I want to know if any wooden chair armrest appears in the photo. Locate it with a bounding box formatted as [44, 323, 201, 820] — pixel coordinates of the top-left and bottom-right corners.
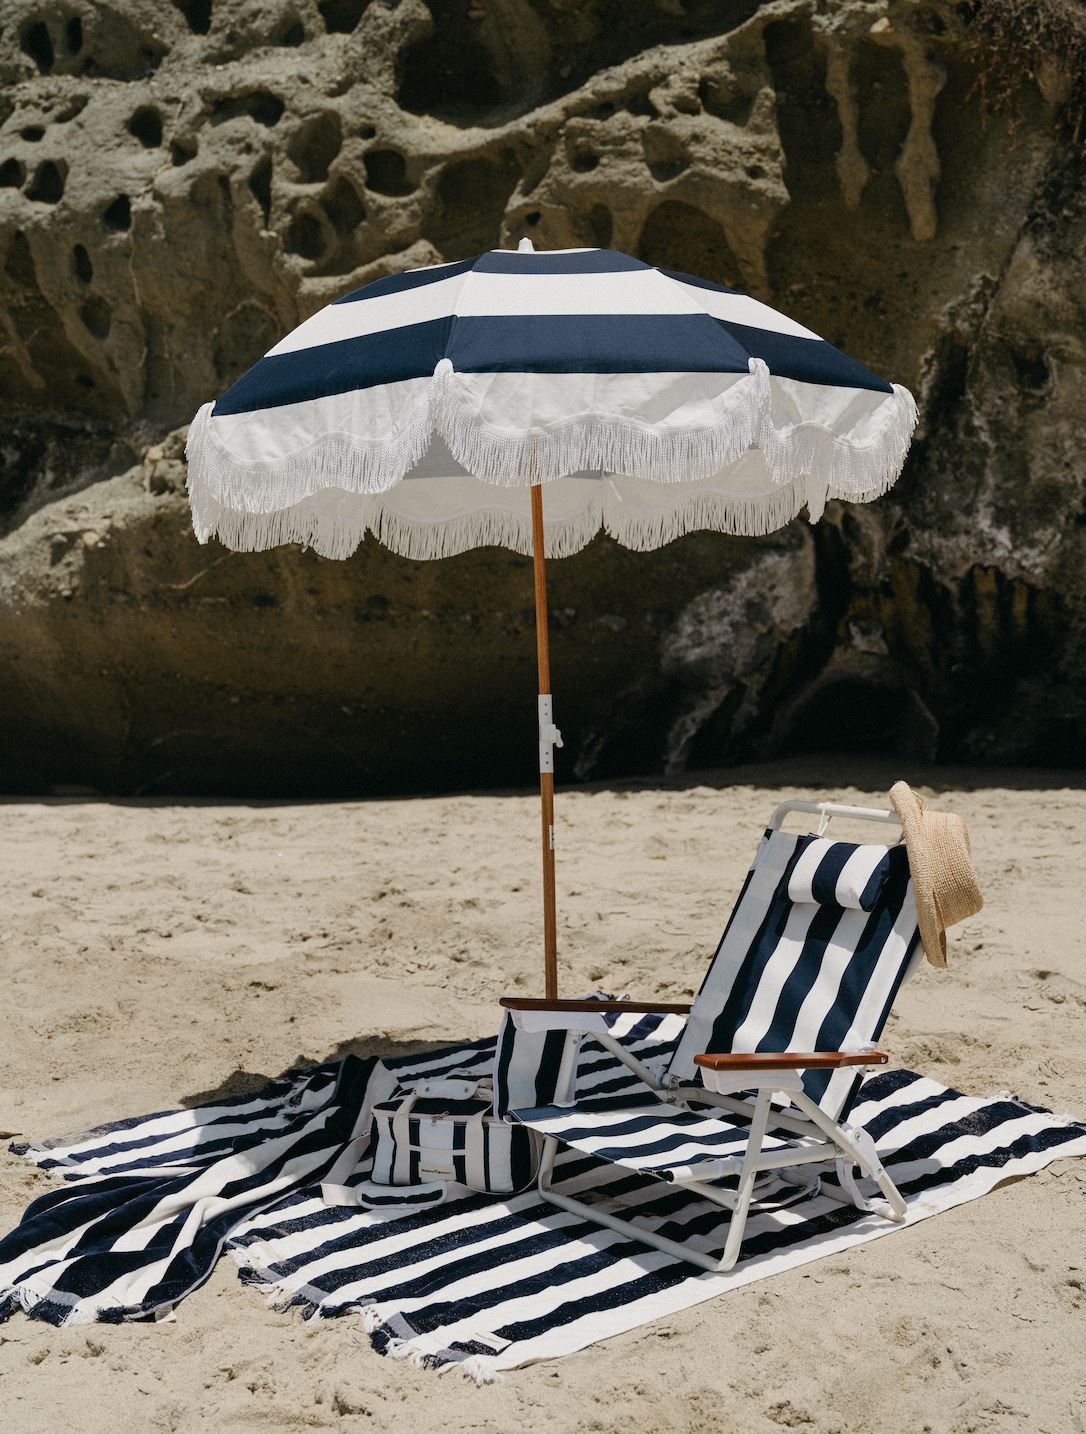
[693, 1050, 888, 1072]
[500, 997, 692, 1015]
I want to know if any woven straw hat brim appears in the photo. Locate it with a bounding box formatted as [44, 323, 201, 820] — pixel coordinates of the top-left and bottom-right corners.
[889, 781, 983, 968]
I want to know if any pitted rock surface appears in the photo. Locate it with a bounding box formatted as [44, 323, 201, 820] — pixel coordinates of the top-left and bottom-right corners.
[0, 0, 1082, 792]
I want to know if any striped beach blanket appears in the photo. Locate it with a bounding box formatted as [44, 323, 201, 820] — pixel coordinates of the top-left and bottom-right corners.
[3, 1014, 1085, 1380]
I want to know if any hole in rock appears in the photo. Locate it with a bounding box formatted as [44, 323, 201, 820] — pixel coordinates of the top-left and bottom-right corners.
[26, 160, 65, 203]
[273, 18, 305, 46]
[128, 106, 163, 147]
[363, 147, 412, 195]
[213, 301, 280, 385]
[21, 125, 45, 142]
[56, 95, 88, 122]
[396, 0, 504, 123]
[525, 209, 540, 225]
[319, 0, 368, 33]
[171, 0, 212, 36]
[913, 5, 946, 35]
[625, 91, 657, 118]
[358, 122, 376, 138]
[248, 155, 272, 225]
[212, 91, 284, 127]
[698, 77, 754, 127]
[284, 210, 326, 259]
[170, 137, 197, 165]
[65, 16, 82, 53]
[585, 204, 612, 248]
[79, 295, 112, 340]
[538, 0, 757, 109]
[5, 231, 36, 285]
[323, 174, 366, 233]
[0, 159, 26, 188]
[763, 15, 841, 200]
[288, 111, 341, 182]
[643, 130, 689, 183]
[638, 201, 741, 287]
[1010, 343, 1049, 393]
[103, 194, 131, 230]
[569, 147, 598, 173]
[71, 242, 93, 282]
[21, 22, 54, 74]
[852, 39, 910, 171]
[424, 152, 521, 258]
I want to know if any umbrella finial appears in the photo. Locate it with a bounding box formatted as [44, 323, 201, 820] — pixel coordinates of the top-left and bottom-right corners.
[518, 237, 535, 253]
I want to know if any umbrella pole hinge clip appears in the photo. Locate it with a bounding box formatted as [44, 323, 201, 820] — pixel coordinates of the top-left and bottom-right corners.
[538, 694, 563, 774]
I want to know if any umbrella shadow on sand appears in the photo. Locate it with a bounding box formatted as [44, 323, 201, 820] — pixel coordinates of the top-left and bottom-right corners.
[176, 1034, 460, 1109]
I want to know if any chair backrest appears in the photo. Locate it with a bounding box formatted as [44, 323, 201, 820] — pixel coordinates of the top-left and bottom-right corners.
[666, 820, 923, 1122]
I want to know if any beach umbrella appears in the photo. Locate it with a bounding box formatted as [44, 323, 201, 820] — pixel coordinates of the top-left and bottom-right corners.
[186, 241, 917, 999]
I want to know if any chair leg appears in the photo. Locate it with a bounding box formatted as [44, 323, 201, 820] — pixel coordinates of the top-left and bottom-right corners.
[536, 1135, 727, 1274]
[535, 1091, 778, 1275]
[717, 1089, 772, 1270]
[835, 1124, 908, 1221]
[790, 1093, 908, 1222]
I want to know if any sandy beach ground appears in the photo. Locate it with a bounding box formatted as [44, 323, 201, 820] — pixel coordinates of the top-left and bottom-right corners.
[2, 759, 1085, 1433]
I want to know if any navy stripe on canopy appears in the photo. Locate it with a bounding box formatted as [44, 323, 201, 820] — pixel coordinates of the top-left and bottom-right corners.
[448, 313, 751, 375]
[212, 314, 755, 415]
[657, 267, 741, 295]
[718, 320, 892, 394]
[332, 259, 476, 305]
[472, 250, 649, 275]
[212, 317, 454, 415]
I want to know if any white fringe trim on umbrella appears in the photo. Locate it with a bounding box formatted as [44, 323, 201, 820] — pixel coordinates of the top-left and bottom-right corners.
[762, 383, 918, 501]
[188, 474, 824, 561]
[185, 358, 917, 559]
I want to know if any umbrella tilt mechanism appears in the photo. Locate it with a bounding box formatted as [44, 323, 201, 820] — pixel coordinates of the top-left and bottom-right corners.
[537, 695, 563, 776]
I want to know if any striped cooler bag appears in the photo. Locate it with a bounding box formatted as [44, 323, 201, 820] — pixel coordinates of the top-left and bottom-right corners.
[370, 1076, 540, 1194]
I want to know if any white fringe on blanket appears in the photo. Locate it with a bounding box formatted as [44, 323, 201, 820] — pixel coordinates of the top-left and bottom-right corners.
[8, 1024, 1079, 1377]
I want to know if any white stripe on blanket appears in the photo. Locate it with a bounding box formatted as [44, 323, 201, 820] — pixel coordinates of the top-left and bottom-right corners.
[2, 1018, 1084, 1380]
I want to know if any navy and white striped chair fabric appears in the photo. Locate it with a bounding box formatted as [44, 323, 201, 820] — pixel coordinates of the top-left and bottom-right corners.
[504, 805, 925, 1270]
[665, 829, 918, 1117]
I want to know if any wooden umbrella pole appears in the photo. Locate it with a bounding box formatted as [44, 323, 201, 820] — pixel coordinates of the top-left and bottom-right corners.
[530, 480, 560, 999]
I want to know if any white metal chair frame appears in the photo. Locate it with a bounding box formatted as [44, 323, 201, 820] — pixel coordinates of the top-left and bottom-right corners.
[504, 801, 911, 1273]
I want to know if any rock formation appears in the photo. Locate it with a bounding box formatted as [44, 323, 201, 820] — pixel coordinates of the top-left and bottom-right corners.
[0, 0, 1082, 793]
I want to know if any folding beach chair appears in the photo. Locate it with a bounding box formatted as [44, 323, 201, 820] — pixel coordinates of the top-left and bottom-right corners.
[501, 799, 927, 1272]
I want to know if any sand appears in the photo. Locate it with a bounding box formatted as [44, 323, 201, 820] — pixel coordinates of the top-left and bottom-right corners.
[2, 758, 1085, 1433]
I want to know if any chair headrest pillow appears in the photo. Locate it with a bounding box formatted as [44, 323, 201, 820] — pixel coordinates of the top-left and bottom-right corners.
[787, 836, 896, 911]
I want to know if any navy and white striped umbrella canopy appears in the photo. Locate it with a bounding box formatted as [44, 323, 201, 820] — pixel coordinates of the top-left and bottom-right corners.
[186, 242, 917, 560]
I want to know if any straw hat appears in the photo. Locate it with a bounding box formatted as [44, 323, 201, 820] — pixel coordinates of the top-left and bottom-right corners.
[889, 781, 983, 968]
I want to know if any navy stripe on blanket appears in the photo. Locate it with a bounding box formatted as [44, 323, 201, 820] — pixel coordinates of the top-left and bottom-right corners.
[4, 1022, 1084, 1379]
